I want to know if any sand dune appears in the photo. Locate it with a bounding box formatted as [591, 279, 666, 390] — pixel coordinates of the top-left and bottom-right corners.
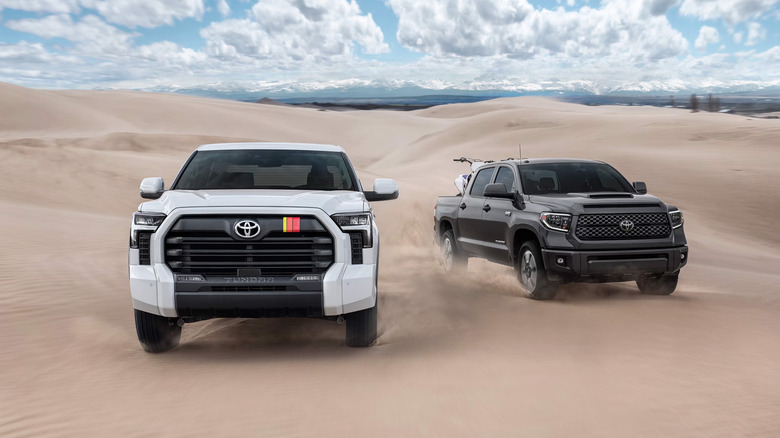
[1, 83, 779, 436]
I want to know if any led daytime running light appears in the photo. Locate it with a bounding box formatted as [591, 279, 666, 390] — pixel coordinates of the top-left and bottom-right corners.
[540, 212, 572, 232]
[331, 213, 373, 248]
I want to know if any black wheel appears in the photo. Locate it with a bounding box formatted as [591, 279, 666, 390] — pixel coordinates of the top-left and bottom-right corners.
[345, 302, 377, 348]
[636, 273, 678, 295]
[441, 229, 467, 272]
[134, 309, 181, 353]
[517, 241, 558, 300]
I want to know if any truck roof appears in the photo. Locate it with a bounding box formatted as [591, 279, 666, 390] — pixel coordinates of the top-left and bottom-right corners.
[197, 142, 346, 153]
[498, 158, 606, 165]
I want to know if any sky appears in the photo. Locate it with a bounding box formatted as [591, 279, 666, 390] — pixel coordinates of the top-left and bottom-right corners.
[0, 0, 778, 94]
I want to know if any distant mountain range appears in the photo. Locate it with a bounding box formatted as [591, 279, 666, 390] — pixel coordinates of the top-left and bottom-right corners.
[144, 78, 780, 102]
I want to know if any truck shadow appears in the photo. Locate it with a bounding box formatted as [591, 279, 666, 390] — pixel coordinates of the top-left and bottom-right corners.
[556, 282, 695, 303]
[164, 275, 694, 360]
[170, 317, 351, 361]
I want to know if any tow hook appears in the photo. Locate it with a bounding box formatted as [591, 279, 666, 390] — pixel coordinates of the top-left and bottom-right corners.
[336, 316, 345, 325]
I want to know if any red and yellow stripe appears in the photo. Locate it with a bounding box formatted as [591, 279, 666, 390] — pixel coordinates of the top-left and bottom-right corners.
[283, 217, 300, 233]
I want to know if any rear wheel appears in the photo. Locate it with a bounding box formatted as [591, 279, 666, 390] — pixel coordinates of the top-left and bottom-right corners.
[441, 229, 468, 272]
[345, 303, 377, 348]
[517, 241, 558, 300]
[636, 273, 678, 295]
[134, 309, 181, 353]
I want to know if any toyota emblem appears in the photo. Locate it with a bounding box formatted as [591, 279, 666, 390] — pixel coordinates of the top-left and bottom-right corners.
[234, 220, 261, 239]
[619, 219, 635, 232]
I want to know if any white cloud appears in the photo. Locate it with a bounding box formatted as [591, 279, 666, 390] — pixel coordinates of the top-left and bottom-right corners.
[217, 0, 230, 16]
[1, 0, 778, 94]
[695, 25, 720, 52]
[679, 0, 779, 26]
[0, 41, 78, 64]
[201, 0, 388, 61]
[622, 0, 681, 16]
[79, 0, 205, 28]
[135, 41, 208, 65]
[745, 22, 766, 45]
[387, 0, 688, 61]
[760, 46, 780, 62]
[5, 14, 135, 56]
[0, 0, 80, 14]
[0, 0, 206, 28]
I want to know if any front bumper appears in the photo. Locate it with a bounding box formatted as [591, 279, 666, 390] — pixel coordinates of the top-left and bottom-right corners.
[541, 245, 688, 281]
[129, 206, 377, 318]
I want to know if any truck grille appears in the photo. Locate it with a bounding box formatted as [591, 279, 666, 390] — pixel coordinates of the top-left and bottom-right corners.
[164, 216, 334, 277]
[575, 213, 671, 240]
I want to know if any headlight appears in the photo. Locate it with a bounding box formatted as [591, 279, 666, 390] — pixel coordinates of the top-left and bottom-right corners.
[133, 212, 166, 226]
[540, 212, 572, 232]
[331, 213, 372, 248]
[669, 210, 684, 229]
[130, 212, 166, 248]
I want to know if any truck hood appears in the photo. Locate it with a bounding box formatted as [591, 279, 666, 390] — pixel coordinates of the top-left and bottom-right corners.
[528, 192, 671, 213]
[139, 190, 368, 215]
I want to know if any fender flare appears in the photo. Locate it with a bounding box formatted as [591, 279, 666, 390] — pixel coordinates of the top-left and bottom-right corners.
[507, 224, 546, 264]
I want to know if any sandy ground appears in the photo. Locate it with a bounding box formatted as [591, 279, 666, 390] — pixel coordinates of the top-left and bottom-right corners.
[1, 82, 779, 437]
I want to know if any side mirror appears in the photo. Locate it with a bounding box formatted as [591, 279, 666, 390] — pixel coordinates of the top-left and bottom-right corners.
[364, 178, 399, 202]
[633, 181, 647, 195]
[483, 183, 514, 199]
[140, 177, 165, 199]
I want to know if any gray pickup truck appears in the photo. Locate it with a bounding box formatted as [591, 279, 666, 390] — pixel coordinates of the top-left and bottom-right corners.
[434, 158, 688, 299]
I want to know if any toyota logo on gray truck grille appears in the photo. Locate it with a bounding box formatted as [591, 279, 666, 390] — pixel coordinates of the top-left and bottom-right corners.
[619, 219, 635, 232]
[234, 220, 261, 238]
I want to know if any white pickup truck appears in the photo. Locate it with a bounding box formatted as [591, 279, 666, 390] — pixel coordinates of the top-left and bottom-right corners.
[128, 143, 398, 352]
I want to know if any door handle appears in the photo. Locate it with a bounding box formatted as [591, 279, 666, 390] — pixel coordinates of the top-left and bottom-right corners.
[460, 203, 467, 210]
[483, 204, 491, 212]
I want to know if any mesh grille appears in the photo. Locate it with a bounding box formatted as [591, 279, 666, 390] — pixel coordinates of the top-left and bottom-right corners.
[575, 213, 671, 240]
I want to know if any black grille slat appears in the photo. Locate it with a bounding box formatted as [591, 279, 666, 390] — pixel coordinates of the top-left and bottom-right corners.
[208, 286, 289, 292]
[138, 232, 152, 265]
[177, 248, 332, 253]
[349, 232, 363, 264]
[167, 237, 331, 243]
[183, 261, 329, 267]
[165, 218, 334, 276]
[575, 213, 671, 240]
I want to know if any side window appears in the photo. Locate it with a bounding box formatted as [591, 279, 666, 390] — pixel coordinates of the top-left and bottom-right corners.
[470, 167, 495, 197]
[494, 166, 516, 191]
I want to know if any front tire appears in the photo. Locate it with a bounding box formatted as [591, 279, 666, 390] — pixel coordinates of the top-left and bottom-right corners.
[134, 309, 181, 353]
[345, 303, 377, 347]
[441, 229, 468, 272]
[517, 241, 558, 300]
[636, 273, 678, 295]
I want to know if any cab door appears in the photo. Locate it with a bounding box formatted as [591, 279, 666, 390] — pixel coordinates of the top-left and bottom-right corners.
[456, 166, 495, 256]
[481, 165, 518, 264]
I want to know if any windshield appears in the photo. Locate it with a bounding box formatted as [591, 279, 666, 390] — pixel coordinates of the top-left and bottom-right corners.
[173, 149, 357, 191]
[518, 162, 634, 195]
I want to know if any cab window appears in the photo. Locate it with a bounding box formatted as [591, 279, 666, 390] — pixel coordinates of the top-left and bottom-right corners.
[494, 166, 516, 191]
[470, 167, 495, 197]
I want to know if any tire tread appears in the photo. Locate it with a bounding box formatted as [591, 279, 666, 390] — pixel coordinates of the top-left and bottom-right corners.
[134, 309, 181, 353]
[345, 304, 377, 348]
